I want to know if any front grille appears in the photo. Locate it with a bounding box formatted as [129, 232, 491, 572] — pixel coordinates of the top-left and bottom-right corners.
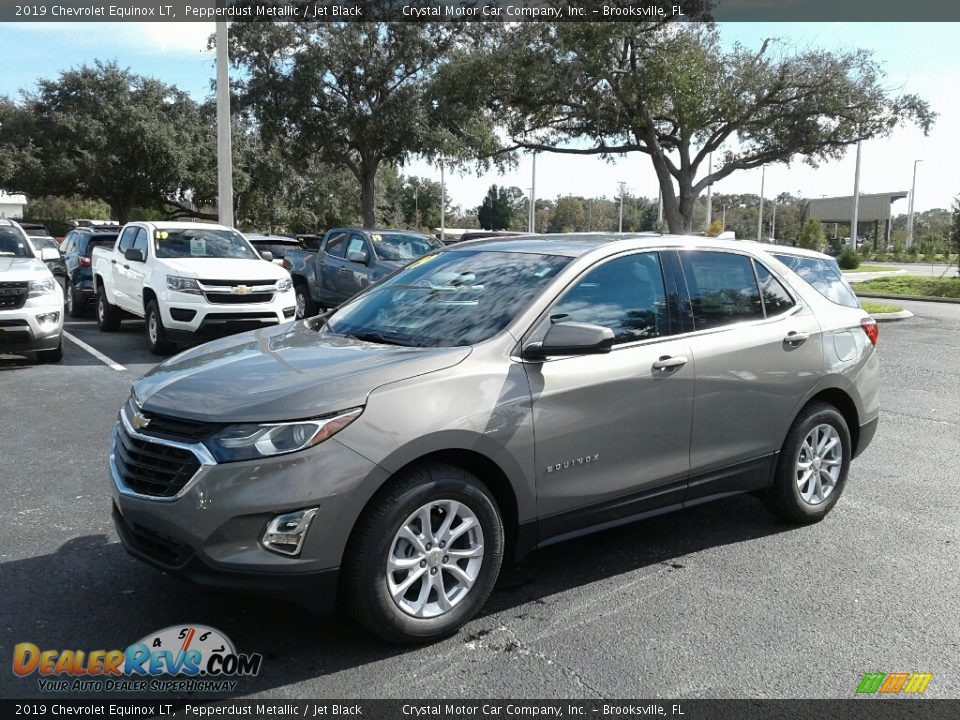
[129, 402, 222, 442]
[113, 424, 201, 498]
[198, 279, 266, 286]
[0, 281, 28, 310]
[205, 292, 274, 304]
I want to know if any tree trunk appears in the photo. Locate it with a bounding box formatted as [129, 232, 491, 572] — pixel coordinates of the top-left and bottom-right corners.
[360, 164, 377, 228]
[110, 200, 132, 226]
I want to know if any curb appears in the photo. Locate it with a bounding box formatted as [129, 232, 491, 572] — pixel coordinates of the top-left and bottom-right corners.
[868, 309, 913, 322]
[856, 293, 960, 305]
[843, 269, 907, 283]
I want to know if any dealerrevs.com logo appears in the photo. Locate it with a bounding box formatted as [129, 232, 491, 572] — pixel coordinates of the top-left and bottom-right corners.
[856, 672, 933, 695]
[13, 625, 262, 693]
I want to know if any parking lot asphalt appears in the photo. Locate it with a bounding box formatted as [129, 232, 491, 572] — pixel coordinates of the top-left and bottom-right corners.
[1, 303, 958, 700]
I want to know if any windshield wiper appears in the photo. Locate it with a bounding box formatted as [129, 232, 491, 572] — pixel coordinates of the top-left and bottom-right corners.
[345, 331, 411, 347]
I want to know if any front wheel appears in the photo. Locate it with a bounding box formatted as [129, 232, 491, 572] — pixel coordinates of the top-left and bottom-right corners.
[294, 281, 317, 319]
[344, 463, 504, 644]
[765, 402, 851, 524]
[145, 301, 176, 355]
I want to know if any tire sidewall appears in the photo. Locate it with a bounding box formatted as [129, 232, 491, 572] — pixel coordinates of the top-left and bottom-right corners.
[779, 405, 851, 521]
[358, 476, 504, 642]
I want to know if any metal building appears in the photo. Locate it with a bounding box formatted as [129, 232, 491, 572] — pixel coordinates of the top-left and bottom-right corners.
[804, 191, 908, 247]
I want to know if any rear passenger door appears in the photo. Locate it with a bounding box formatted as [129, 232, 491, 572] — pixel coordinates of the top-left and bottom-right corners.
[334, 233, 372, 301]
[318, 231, 348, 306]
[675, 249, 823, 499]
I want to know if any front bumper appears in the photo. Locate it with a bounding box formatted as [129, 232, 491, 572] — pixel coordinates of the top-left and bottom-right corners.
[109, 414, 388, 610]
[0, 299, 63, 351]
[158, 287, 297, 341]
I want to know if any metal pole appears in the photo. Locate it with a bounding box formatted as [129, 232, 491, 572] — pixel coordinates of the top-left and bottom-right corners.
[529, 153, 537, 233]
[705, 152, 713, 231]
[907, 159, 922, 249]
[618, 181, 625, 233]
[215, 21, 234, 227]
[657, 187, 663, 225]
[722, 204, 726, 228]
[851, 140, 862, 248]
[771, 200, 777, 242]
[440, 158, 445, 243]
[757, 166, 765, 241]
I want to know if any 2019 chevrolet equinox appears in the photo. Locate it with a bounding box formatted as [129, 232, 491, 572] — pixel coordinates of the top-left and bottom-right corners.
[110, 234, 879, 643]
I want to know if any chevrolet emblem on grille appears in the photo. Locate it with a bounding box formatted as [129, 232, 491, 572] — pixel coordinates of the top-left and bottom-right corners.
[131, 411, 151, 430]
[233, 285, 251, 295]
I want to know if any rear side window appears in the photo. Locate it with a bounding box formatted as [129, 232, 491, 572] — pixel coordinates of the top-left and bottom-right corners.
[679, 251, 763, 330]
[550, 252, 670, 344]
[772, 253, 859, 308]
[86, 234, 118, 257]
[754, 261, 796, 316]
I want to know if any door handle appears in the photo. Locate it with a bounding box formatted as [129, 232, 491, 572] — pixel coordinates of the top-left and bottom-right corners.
[784, 331, 809, 346]
[110, 259, 116, 265]
[122, 264, 129, 269]
[652, 355, 688, 371]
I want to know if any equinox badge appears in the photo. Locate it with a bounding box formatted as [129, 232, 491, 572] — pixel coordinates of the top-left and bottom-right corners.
[546, 454, 599, 474]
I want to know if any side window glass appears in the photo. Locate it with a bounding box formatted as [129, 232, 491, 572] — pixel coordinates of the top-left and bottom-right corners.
[346, 235, 367, 257]
[117, 226, 138, 253]
[61, 234, 74, 253]
[324, 232, 347, 258]
[131, 228, 148, 256]
[754, 261, 795, 316]
[550, 252, 669, 344]
[679, 251, 763, 330]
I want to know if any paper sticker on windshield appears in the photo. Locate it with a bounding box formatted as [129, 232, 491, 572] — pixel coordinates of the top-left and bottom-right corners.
[156, 231, 169, 240]
[371, 234, 382, 242]
[189, 237, 207, 256]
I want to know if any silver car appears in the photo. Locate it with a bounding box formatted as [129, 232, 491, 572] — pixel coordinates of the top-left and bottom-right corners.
[110, 235, 879, 643]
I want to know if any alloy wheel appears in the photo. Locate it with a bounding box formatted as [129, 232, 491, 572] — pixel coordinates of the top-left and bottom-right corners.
[796, 423, 843, 505]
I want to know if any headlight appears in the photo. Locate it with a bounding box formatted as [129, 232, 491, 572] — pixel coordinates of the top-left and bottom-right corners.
[166, 275, 202, 294]
[205, 407, 363, 462]
[28, 278, 57, 297]
[276, 278, 292, 292]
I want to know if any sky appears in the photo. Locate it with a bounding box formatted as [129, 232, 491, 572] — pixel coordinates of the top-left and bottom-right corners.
[1, 21, 957, 216]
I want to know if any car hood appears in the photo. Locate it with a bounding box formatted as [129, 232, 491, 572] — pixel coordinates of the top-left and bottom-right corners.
[162, 258, 287, 281]
[0, 257, 52, 280]
[134, 321, 471, 423]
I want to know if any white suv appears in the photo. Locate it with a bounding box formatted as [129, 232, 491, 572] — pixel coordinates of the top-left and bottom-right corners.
[0, 219, 64, 363]
[91, 221, 296, 354]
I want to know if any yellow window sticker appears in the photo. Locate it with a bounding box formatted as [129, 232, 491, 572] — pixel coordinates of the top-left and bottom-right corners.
[156, 231, 169, 240]
[371, 234, 382, 242]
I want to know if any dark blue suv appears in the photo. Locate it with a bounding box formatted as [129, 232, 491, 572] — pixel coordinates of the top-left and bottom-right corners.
[59, 226, 119, 317]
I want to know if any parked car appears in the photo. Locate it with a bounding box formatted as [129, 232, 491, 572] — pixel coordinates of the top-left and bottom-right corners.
[452, 230, 524, 245]
[287, 228, 443, 318]
[0, 219, 64, 362]
[26, 235, 68, 292]
[110, 234, 879, 643]
[60, 225, 120, 317]
[245, 233, 304, 266]
[17, 222, 53, 238]
[91, 221, 295, 354]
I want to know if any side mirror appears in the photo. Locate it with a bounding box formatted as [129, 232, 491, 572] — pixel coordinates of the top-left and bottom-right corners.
[347, 250, 369, 265]
[40, 247, 61, 262]
[522, 322, 615, 360]
[260, 250, 274, 262]
[124, 248, 145, 263]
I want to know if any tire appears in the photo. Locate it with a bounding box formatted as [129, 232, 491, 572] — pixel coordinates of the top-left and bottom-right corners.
[344, 463, 504, 644]
[65, 285, 84, 318]
[294, 280, 318, 319]
[765, 402, 851, 524]
[96, 285, 122, 331]
[145, 301, 176, 355]
[36, 337, 63, 364]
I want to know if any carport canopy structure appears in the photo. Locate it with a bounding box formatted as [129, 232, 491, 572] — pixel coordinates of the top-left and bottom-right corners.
[805, 190, 908, 246]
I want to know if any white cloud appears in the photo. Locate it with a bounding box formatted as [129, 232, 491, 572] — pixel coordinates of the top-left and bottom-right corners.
[13, 21, 214, 56]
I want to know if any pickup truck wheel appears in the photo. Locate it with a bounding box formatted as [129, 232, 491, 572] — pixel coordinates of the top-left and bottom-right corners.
[65, 285, 83, 318]
[96, 286, 122, 331]
[294, 281, 317, 319]
[145, 301, 176, 355]
[344, 463, 504, 644]
[36, 337, 63, 363]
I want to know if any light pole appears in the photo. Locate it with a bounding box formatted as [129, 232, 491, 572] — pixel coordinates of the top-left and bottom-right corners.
[529, 153, 537, 233]
[771, 200, 777, 242]
[657, 186, 663, 225]
[907, 159, 923, 249]
[440, 157, 445, 244]
[215, 21, 233, 227]
[722, 204, 726, 229]
[757, 166, 766, 241]
[618, 181, 626, 232]
[850, 140, 862, 248]
[705, 151, 713, 232]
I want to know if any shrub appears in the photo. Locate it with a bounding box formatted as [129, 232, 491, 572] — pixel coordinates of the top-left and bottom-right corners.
[838, 246, 862, 270]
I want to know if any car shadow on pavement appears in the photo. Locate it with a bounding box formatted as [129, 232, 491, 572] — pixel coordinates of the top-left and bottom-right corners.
[0, 493, 789, 699]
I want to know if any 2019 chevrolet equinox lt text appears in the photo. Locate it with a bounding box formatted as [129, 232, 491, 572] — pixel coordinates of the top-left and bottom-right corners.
[110, 234, 879, 643]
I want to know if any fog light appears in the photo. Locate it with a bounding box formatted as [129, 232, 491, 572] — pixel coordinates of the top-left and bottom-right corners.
[261, 508, 318, 556]
[36, 312, 60, 328]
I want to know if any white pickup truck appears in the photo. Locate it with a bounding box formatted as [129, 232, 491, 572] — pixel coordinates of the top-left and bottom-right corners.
[91, 221, 296, 354]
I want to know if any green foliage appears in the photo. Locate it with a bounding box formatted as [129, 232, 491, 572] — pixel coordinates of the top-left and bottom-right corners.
[797, 220, 827, 250]
[837, 246, 862, 270]
[22, 195, 111, 235]
[477, 185, 520, 230]
[951, 196, 960, 271]
[0, 61, 211, 224]
[706, 220, 724, 237]
[549, 196, 586, 233]
[855, 276, 960, 300]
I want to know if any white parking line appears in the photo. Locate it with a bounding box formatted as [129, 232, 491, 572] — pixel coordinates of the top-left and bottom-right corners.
[63, 331, 127, 372]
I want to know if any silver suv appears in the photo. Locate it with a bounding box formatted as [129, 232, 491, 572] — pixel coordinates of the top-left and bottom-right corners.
[110, 235, 879, 643]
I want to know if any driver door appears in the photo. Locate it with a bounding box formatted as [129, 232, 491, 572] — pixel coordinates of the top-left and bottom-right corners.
[522, 251, 695, 536]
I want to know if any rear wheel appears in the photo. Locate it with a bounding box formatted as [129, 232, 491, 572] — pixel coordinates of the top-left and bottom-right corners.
[145, 301, 176, 355]
[765, 402, 851, 524]
[294, 280, 317, 319]
[96, 285, 121, 331]
[65, 284, 84, 318]
[344, 463, 504, 644]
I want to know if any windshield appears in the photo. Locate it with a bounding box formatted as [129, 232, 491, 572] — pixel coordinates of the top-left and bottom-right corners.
[30, 237, 59, 250]
[0, 227, 34, 258]
[154, 228, 258, 260]
[325, 250, 571, 347]
[370, 233, 443, 262]
[772, 253, 859, 308]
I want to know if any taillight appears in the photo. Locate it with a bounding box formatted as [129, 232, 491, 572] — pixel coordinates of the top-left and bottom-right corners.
[78, 257, 91, 268]
[860, 317, 879, 346]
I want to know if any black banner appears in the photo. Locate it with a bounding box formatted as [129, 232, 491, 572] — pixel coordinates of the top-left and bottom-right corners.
[2, 0, 959, 23]
[3, 700, 960, 720]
